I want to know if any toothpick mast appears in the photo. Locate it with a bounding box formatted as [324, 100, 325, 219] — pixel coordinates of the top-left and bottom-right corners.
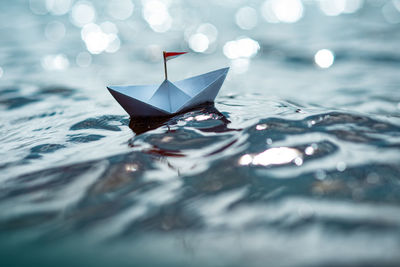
[163, 51, 168, 80]
[162, 51, 187, 81]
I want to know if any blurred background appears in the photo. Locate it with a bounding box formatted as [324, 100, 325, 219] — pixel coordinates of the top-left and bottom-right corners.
[1, 1, 400, 266]
[1, 0, 399, 94]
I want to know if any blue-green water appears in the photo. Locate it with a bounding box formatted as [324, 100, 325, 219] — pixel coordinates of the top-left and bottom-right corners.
[1, 1, 400, 266]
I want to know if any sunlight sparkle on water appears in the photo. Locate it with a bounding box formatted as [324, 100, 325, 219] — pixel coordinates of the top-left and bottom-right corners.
[125, 164, 138, 172]
[195, 114, 212, 121]
[239, 147, 302, 167]
[239, 154, 253, 165]
[305, 146, 315, 155]
[315, 49, 335, 68]
[256, 124, 268, 130]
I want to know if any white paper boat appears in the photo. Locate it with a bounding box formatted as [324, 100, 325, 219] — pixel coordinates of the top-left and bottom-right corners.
[107, 67, 229, 117]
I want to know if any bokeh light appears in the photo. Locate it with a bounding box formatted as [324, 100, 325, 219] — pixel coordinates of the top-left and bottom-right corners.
[100, 21, 118, 35]
[41, 54, 69, 70]
[46, 0, 72, 16]
[142, 0, 172, 32]
[262, 0, 303, 23]
[343, 0, 364, 14]
[314, 49, 335, 68]
[81, 23, 120, 54]
[382, 1, 400, 24]
[319, 0, 346, 16]
[105, 35, 121, 53]
[394, 0, 400, 11]
[197, 23, 218, 43]
[319, 0, 364, 16]
[223, 38, 260, 59]
[81, 23, 107, 54]
[235, 6, 258, 30]
[189, 33, 209, 53]
[261, 0, 279, 23]
[0, 67, 3, 78]
[108, 0, 134, 20]
[70, 1, 96, 27]
[29, 0, 48, 15]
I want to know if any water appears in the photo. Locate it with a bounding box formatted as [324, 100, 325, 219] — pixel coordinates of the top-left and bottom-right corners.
[1, 1, 400, 266]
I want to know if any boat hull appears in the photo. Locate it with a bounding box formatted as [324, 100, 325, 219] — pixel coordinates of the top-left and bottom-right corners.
[107, 67, 229, 117]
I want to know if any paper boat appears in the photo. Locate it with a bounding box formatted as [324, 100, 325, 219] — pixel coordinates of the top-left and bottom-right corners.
[107, 67, 229, 117]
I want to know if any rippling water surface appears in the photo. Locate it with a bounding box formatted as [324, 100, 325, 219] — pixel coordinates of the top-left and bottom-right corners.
[1, 1, 400, 266]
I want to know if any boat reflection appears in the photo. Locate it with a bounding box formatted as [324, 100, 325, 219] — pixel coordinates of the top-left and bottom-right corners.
[129, 115, 171, 135]
[129, 103, 235, 135]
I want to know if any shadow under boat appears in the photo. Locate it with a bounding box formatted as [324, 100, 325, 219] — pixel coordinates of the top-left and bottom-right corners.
[129, 103, 235, 135]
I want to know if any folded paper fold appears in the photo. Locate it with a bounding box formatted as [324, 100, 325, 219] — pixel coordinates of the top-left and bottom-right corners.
[107, 67, 229, 117]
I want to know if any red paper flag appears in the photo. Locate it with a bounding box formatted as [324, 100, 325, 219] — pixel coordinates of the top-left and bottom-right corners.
[163, 51, 187, 61]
